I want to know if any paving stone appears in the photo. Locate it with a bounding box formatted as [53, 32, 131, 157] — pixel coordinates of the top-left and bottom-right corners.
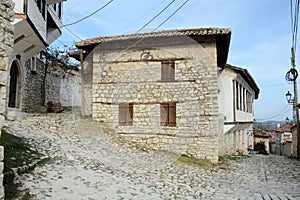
[3, 112, 300, 199]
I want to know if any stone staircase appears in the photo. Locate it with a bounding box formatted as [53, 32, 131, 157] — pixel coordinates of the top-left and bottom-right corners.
[6, 107, 27, 121]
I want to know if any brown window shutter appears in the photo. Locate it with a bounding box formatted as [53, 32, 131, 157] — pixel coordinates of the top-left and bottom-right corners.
[169, 103, 176, 126]
[161, 61, 175, 81]
[161, 61, 168, 81]
[160, 103, 169, 126]
[128, 103, 133, 125]
[119, 103, 127, 125]
[119, 103, 134, 126]
[168, 61, 175, 81]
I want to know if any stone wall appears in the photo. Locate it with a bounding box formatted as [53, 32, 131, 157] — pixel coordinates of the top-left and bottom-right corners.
[81, 53, 93, 116]
[23, 59, 80, 112]
[23, 58, 46, 112]
[45, 66, 63, 105]
[88, 36, 220, 163]
[60, 70, 81, 107]
[0, 0, 14, 198]
[218, 125, 253, 156]
[291, 127, 298, 158]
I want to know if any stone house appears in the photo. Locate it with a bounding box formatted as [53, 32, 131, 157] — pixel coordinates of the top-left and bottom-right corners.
[253, 128, 271, 154]
[275, 124, 293, 156]
[75, 28, 259, 163]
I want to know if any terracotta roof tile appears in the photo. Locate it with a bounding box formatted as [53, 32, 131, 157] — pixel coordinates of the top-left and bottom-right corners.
[76, 27, 231, 47]
[276, 124, 293, 132]
[253, 128, 271, 138]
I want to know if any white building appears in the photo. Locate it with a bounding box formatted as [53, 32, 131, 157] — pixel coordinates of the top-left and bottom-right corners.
[218, 64, 260, 155]
[8, 0, 66, 111]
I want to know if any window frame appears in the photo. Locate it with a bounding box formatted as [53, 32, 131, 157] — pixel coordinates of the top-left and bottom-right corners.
[118, 103, 133, 126]
[161, 61, 175, 82]
[160, 102, 176, 127]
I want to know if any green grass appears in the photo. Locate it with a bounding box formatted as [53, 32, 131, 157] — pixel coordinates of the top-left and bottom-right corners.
[176, 154, 216, 169]
[0, 130, 46, 199]
[175, 154, 243, 170]
[0, 130, 42, 173]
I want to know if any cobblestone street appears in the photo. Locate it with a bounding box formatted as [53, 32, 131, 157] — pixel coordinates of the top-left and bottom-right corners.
[4, 113, 300, 200]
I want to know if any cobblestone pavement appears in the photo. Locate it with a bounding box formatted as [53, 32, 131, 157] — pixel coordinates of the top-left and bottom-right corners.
[4, 113, 300, 200]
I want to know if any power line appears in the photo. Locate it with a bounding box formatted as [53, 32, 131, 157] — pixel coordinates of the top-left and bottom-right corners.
[122, 0, 170, 31]
[64, 26, 83, 41]
[256, 104, 291, 121]
[153, 0, 190, 31]
[126, 0, 190, 50]
[62, 0, 114, 28]
[135, 0, 176, 34]
[291, 0, 300, 52]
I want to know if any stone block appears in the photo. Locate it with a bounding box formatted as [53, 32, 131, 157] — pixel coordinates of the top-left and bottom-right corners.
[0, 146, 3, 161]
[0, 99, 5, 114]
[0, 115, 4, 128]
[0, 71, 7, 86]
[0, 162, 3, 174]
[0, 56, 8, 70]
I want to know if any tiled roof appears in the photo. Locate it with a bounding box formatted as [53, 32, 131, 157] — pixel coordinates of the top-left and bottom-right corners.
[253, 128, 271, 138]
[225, 64, 260, 99]
[276, 124, 293, 133]
[76, 27, 231, 47]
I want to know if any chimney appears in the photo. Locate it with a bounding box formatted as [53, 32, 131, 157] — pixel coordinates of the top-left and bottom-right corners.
[277, 124, 280, 129]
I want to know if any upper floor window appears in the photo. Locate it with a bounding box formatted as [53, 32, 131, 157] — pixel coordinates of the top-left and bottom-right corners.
[161, 61, 175, 81]
[51, 3, 62, 19]
[57, 3, 62, 19]
[36, 0, 46, 19]
[235, 81, 253, 113]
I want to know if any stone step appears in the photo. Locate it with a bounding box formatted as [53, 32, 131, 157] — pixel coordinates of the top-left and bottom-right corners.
[6, 107, 27, 121]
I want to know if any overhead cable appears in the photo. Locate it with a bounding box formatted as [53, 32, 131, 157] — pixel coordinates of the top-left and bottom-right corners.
[135, 0, 176, 33]
[62, 0, 114, 28]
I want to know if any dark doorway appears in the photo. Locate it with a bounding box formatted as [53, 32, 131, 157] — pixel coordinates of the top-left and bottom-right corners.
[8, 61, 18, 108]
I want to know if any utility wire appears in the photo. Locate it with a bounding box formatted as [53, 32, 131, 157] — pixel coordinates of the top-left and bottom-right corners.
[153, 0, 189, 31]
[135, 0, 176, 33]
[256, 105, 291, 121]
[291, 0, 300, 52]
[126, 0, 190, 50]
[122, 0, 170, 31]
[62, 0, 114, 28]
[64, 26, 83, 40]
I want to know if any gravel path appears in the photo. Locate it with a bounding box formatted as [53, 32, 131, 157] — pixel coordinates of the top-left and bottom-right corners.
[4, 112, 300, 200]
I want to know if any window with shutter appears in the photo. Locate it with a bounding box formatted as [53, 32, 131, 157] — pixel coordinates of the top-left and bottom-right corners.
[161, 61, 175, 81]
[160, 103, 176, 126]
[119, 103, 133, 126]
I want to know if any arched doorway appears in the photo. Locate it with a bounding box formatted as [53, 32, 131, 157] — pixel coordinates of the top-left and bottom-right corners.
[8, 61, 19, 108]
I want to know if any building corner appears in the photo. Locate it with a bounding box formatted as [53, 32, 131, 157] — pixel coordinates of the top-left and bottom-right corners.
[0, 0, 14, 198]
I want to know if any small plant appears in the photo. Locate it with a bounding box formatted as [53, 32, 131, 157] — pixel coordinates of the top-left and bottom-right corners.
[176, 154, 216, 169]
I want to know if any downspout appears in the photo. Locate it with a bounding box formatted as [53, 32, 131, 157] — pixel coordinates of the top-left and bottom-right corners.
[233, 80, 236, 122]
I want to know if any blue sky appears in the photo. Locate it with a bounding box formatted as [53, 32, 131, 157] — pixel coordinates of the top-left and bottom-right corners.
[52, 0, 296, 121]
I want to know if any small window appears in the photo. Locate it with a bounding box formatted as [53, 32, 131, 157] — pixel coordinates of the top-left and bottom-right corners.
[160, 103, 176, 127]
[119, 103, 133, 126]
[30, 56, 37, 72]
[161, 61, 175, 81]
[57, 3, 62, 19]
[236, 81, 239, 110]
